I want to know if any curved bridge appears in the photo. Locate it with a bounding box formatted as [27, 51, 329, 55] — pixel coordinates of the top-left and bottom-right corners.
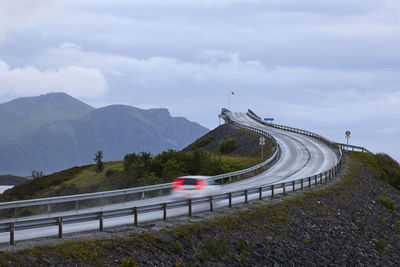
[0, 109, 359, 245]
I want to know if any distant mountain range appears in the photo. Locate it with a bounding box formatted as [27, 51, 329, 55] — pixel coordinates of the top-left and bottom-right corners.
[0, 93, 208, 176]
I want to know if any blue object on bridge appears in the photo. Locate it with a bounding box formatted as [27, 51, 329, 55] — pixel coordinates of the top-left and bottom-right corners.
[264, 118, 274, 122]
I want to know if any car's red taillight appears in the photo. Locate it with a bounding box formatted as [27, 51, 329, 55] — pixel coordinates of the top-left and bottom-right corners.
[172, 179, 184, 190]
[194, 179, 207, 190]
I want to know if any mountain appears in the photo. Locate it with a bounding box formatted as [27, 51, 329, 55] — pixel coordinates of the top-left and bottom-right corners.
[0, 175, 27, 185]
[0, 93, 208, 176]
[0, 92, 94, 143]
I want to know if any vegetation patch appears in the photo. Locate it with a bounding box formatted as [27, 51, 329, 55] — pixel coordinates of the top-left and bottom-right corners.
[377, 196, 396, 211]
[217, 137, 237, 154]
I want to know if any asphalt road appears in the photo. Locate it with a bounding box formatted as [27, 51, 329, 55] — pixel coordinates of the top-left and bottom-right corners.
[0, 112, 339, 243]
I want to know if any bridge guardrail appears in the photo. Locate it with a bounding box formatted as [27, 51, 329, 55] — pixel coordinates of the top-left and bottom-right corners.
[335, 143, 371, 153]
[0, 120, 280, 219]
[245, 108, 371, 155]
[1, 154, 342, 245]
[1, 108, 358, 245]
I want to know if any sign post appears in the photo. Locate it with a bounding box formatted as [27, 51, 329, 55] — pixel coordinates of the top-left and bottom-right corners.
[259, 136, 265, 160]
[345, 130, 351, 149]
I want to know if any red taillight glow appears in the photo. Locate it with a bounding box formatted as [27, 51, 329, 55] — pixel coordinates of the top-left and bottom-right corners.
[172, 179, 184, 190]
[194, 179, 207, 190]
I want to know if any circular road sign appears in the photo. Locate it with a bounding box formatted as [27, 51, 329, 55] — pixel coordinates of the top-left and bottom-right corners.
[259, 136, 265, 145]
[345, 130, 351, 137]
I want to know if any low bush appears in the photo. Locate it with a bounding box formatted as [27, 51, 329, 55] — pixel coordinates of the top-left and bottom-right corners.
[378, 196, 396, 211]
[217, 137, 237, 154]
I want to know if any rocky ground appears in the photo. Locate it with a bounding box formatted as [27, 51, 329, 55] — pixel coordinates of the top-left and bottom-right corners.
[1, 152, 400, 266]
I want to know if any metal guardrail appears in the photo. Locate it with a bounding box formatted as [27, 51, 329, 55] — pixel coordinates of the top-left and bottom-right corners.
[335, 143, 371, 153]
[0, 121, 280, 219]
[1, 156, 343, 245]
[0, 108, 356, 245]
[246, 108, 371, 154]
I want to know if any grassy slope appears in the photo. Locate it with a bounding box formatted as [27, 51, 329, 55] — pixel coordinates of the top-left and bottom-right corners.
[0, 123, 267, 202]
[2, 152, 400, 265]
[0, 155, 263, 202]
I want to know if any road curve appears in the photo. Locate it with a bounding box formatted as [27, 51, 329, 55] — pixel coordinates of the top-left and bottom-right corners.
[223, 112, 338, 192]
[0, 111, 339, 243]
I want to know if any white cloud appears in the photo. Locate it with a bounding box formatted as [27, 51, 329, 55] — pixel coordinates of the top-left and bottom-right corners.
[0, 61, 108, 99]
[0, 0, 60, 37]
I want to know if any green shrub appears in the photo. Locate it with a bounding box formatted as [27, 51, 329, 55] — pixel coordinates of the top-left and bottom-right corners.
[121, 257, 135, 267]
[377, 196, 396, 211]
[217, 137, 237, 154]
[373, 239, 386, 253]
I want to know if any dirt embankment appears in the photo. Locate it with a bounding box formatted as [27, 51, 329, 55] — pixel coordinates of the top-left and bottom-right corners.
[1, 152, 400, 265]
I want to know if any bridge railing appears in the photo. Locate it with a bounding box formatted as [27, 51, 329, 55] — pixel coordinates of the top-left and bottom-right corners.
[1, 152, 342, 245]
[0, 109, 355, 245]
[0, 121, 281, 220]
[335, 143, 371, 153]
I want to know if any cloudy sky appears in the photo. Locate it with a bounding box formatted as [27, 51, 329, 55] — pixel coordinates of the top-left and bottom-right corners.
[1, 0, 399, 160]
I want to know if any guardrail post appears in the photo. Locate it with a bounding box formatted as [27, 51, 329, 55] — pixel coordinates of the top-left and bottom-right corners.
[259, 187, 262, 200]
[163, 203, 167, 221]
[75, 200, 79, 210]
[188, 199, 192, 216]
[209, 196, 213, 212]
[141, 192, 145, 200]
[47, 204, 51, 213]
[14, 208, 18, 218]
[58, 217, 63, 238]
[271, 185, 274, 198]
[283, 183, 286, 195]
[292, 181, 295, 192]
[324, 171, 328, 183]
[245, 190, 248, 204]
[301, 179, 304, 190]
[319, 173, 323, 184]
[99, 212, 104, 232]
[308, 177, 311, 188]
[315, 175, 317, 185]
[134, 207, 138, 226]
[10, 222, 15, 245]
[229, 193, 232, 208]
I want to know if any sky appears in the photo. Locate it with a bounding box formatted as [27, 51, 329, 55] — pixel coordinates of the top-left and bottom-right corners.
[0, 0, 399, 161]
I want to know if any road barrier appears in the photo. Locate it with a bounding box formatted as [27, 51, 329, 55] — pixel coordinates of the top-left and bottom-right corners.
[0, 119, 280, 221]
[0, 158, 342, 245]
[1, 108, 372, 245]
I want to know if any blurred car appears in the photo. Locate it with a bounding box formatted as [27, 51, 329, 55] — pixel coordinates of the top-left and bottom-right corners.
[170, 176, 220, 199]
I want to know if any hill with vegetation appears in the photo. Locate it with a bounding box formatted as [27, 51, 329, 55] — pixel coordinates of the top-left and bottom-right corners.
[2, 152, 400, 265]
[0, 124, 271, 201]
[183, 123, 275, 159]
[0, 93, 208, 176]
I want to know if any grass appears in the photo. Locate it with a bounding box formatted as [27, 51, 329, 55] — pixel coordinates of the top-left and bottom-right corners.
[377, 196, 396, 211]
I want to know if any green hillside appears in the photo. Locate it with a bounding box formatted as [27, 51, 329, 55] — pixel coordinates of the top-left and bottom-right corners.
[0, 124, 270, 202]
[0, 92, 93, 143]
